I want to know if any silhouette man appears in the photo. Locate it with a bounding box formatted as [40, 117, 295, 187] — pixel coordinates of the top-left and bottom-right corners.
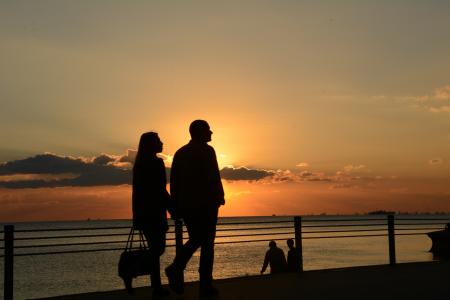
[132, 132, 170, 297]
[286, 238, 301, 272]
[166, 120, 225, 296]
[260, 240, 287, 274]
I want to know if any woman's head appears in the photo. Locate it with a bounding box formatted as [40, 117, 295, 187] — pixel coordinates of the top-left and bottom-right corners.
[137, 132, 163, 155]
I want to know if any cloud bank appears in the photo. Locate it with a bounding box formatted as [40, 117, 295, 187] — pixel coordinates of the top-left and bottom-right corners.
[0, 153, 278, 188]
[0, 153, 394, 190]
[0, 153, 132, 188]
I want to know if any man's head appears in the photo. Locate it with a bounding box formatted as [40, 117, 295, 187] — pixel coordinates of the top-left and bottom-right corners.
[287, 239, 294, 249]
[269, 240, 277, 249]
[189, 120, 212, 142]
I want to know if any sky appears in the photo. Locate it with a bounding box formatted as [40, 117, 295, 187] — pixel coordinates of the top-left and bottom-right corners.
[1, 1, 450, 222]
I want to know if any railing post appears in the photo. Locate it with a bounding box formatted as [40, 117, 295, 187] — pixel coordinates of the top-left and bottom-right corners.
[174, 219, 184, 282]
[4, 225, 14, 300]
[388, 215, 396, 265]
[294, 216, 303, 272]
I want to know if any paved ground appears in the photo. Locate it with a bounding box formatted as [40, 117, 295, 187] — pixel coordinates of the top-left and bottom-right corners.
[37, 261, 450, 300]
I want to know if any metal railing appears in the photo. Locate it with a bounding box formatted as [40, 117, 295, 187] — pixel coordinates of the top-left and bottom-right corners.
[2, 215, 450, 300]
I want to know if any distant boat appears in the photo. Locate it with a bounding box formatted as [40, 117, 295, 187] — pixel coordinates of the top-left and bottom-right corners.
[427, 223, 450, 255]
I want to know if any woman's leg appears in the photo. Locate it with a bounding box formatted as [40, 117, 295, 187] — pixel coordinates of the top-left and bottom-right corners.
[143, 229, 166, 288]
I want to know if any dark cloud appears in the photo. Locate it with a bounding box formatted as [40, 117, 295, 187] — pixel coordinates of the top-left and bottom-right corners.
[0, 153, 132, 188]
[92, 154, 116, 165]
[0, 153, 87, 175]
[220, 166, 273, 181]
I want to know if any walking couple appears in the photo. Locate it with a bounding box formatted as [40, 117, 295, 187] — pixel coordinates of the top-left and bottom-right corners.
[132, 120, 225, 297]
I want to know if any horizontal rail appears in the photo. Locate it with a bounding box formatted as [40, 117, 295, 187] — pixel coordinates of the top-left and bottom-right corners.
[303, 234, 388, 239]
[395, 218, 450, 221]
[1, 230, 439, 258]
[303, 223, 386, 228]
[0, 244, 176, 258]
[6, 217, 450, 233]
[216, 226, 293, 232]
[301, 218, 386, 222]
[3, 233, 399, 254]
[1, 232, 390, 257]
[395, 232, 437, 236]
[216, 231, 294, 238]
[7, 240, 127, 249]
[12, 233, 130, 241]
[303, 228, 388, 234]
[13, 226, 133, 233]
[217, 220, 294, 225]
[394, 227, 443, 231]
[7, 224, 444, 241]
[3, 232, 297, 249]
[2, 227, 439, 251]
[395, 222, 449, 226]
[215, 237, 294, 245]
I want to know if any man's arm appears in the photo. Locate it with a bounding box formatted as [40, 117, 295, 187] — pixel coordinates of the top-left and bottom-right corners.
[209, 147, 225, 206]
[169, 152, 180, 219]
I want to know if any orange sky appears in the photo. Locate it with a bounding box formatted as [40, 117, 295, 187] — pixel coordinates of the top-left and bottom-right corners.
[1, 1, 450, 222]
[1, 178, 449, 222]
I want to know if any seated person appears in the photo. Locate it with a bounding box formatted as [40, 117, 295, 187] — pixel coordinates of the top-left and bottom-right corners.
[286, 238, 301, 272]
[260, 240, 287, 274]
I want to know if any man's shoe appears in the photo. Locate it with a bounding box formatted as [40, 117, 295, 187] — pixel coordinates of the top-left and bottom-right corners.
[123, 277, 134, 294]
[153, 287, 170, 297]
[165, 265, 184, 295]
[199, 285, 219, 297]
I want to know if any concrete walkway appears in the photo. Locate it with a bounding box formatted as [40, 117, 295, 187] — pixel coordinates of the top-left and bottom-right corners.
[37, 261, 450, 300]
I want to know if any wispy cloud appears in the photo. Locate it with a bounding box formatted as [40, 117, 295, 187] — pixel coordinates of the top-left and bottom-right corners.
[342, 164, 367, 173]
[434, 86, 450, 100]
[329, 164, 384, 189]
[296, 162, 309, 168]
[396, 85, 450, 113]
[429, 106, 450, 113]
[0, 173, 78, 182]
[428, 158, 443, 165]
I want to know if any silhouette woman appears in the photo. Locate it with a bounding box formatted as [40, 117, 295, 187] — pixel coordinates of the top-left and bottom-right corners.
[132, 132, 170, 297]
